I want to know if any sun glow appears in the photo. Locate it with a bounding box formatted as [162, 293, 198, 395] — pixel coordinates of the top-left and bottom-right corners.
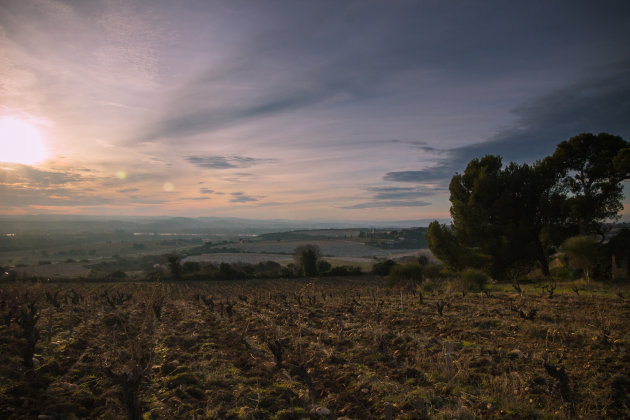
[0, 116, 49, 165]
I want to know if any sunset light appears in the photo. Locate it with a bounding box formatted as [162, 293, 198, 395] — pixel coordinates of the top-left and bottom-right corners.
[0, 0, 628, 221]
[1, 3, 629, 417]
[0, 116, 48, 165]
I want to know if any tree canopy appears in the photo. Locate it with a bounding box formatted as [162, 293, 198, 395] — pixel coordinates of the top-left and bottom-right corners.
[427, 132, 629, 280]
[548, 133, 630, 236]
[294, 244, 322, 277]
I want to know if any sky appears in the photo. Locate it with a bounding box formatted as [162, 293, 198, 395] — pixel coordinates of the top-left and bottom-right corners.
[1, 0, 630, 222]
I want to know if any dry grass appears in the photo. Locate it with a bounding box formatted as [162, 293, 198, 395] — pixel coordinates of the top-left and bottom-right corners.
[1, 277, 629, 419]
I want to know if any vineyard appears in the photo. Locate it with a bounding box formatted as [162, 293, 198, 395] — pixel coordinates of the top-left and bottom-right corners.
[1, 277, 629, 419]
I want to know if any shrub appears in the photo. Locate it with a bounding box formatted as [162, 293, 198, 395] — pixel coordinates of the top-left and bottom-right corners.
[257, 260, 282, 271]
[387, 263, 423, 288]
[550, 265, 572, 282]
[167, 255, 182, 280]
[372, 259, 397, 276]
[562, 235, 597, 283]
[421, 263, 443, 280]
[458, 268, 489, 292]
[182, 261, 201, 274]
[286, 263, 298, 276]
[280, 266, 297, 278]
[256, 261, 284, 278]
[107, 270, 128, 281]
[316, 259, 332, 274]
[418, 255, 429, 266]
[422, 277, 446, 293]
[329, 266, 348, 276]
[218, 262, 240, 280]
[328, 265, 362, 276]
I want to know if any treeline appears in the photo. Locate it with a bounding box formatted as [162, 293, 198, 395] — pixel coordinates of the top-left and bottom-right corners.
[362, 227, 428, 249]
[160, 247, 364, 282]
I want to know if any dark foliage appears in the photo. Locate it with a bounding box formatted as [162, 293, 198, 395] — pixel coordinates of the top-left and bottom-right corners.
[427, 133, 629, 280]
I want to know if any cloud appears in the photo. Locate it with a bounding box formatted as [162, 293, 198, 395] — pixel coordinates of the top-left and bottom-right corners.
[136, 2, 489, 143]
[384, 61, 630, 185]
[383, 165, 455, 183]
[367, 186, 444, 200]
[0, 163, 169, 210]
[341, 200, 432, 209]
[0, 164, 83, 186]
[390, 140, 427, 146]
[221, 172, 257, 183]
[94, 12, 160, 86]
[199, 187, 214, 194]
[0, 184, 112, 208]
[138, 73, 347, 142]
[186, 155, 275, 170]
[230, 193, 259, 203]
[339, 185, 443, 209]
[116, 187, 139, 193]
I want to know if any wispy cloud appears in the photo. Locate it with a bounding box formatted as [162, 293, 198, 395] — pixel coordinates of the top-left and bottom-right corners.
[367, 186, 445, 200]
[220, 172, 258, 183]
[116, 187, 139, 193]
[341, 185, 442, 210]
[384, 166, 455, 184]
[341, 200, 431, 210]
[186, 155, 276, 170]
[0, 164, 84, 186]
[0, 163, 171, 210]
[230, 192, 259, 203]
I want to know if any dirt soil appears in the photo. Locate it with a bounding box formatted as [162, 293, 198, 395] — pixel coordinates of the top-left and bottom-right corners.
[1, 277, 629, 419]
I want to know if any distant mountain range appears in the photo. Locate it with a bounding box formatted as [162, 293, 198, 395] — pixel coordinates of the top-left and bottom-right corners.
[0, 214, 448, 235]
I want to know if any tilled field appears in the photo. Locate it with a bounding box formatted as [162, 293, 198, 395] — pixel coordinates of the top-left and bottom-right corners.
[1, 278, 629, 419]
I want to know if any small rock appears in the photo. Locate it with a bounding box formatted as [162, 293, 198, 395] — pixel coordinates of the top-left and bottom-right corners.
[314, 406, 331, 416]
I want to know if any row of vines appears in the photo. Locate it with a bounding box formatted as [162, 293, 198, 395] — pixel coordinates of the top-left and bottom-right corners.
[1, 277, 629, 419]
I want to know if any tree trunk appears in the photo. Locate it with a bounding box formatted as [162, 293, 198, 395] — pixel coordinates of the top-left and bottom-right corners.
[536, 239, 550, 277]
